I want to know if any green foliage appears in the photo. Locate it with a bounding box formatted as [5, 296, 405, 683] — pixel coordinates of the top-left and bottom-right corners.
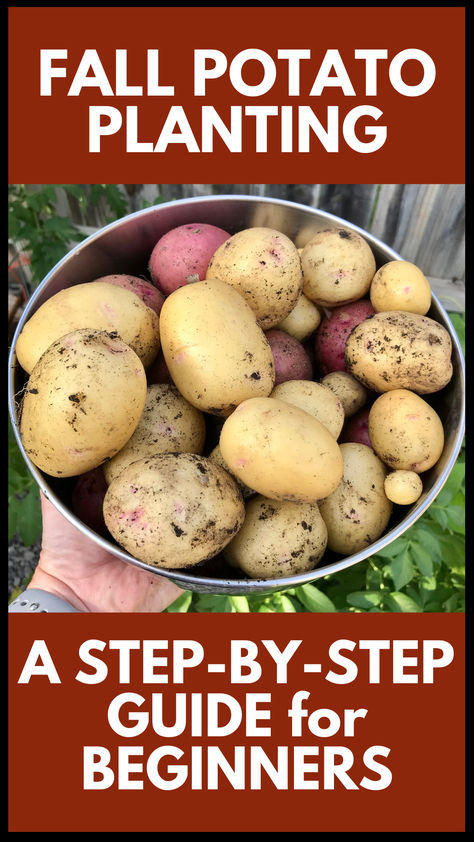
[8, 417, 42, 547]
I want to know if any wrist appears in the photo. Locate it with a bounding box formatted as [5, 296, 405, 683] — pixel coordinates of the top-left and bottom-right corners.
[28, 568, 90, 613]
[9, 588, 81, 613]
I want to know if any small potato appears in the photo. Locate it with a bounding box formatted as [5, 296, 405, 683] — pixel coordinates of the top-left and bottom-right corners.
[265, 330, 313, 384]
[319, 443, 392, 555]
[149, 223, 230, 294]
[220, 397, 344, 503]
[93, 274, 165, 316]
[301, 228, 376, 307]
[276, 293, 322, 341]
[160, 279, 275, 416]
[321, 371, 367, 418]
[104, 384, 206, 484]
[384, 471, 423, 505]
[19, 329, 147, 478]
[345, 311, 453, 394]
[368, 389, 444, 473]
[206, 227, 303, 329]
[370, 261, 432, 316]
[16, 282, 161, 374]
[271, 380, 344, 439]
[223, 495, 328, 579]
[314, 300, 375, 375]
[103, 452, 245, 569]
[207, 444, 255, 499]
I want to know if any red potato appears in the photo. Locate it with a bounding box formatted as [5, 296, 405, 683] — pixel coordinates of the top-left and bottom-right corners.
[341, 407, 372, 448]
[146, 349, 172, 385]
[314, 300, 375, 375]
[265, 329, 313, 385]
[93, 274, 165, 317]
[149, 223, 230, 295]
[71, 466, 110, 537]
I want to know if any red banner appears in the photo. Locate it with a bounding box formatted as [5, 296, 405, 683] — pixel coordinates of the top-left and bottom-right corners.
[9, 612, 464, 832]
[8, 6, 465, 184]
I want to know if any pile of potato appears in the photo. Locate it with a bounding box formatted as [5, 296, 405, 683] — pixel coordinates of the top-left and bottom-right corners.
[16, 220, 454, 580]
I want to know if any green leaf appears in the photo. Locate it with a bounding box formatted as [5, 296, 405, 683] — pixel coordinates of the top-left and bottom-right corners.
[166, 591, 192, 613]
[229, 596, 250, 613]
[295, 584, 336, 612]
[372, 537, 409, 560]
[385, 592, 423, 613]
[15, 485, 42, 547]
[412, 528, 443, 563]
[388, 547, 414, 590]
[192, 594, 233, 613]
[409, 542, 433, 577]
[346, 591, 383, 610]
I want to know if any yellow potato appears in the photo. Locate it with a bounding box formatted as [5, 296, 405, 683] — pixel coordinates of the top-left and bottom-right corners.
[321, 371, 367, 418]
[103, 453, 245, 569]
[104, 383, 206, 485]
[301, 227, 376, 307]
[206, 227, 303, 329]
[19, 329, 147, 478]
[370, 260, 432, 315]
[223, 495, 328, 579]
[319, 443, 392, 555]
[219, 396, 344, 502]
[368, 389, 444, 473]
[276, 293, 322, 341]
[384, 471, 423, 505]
[159, 279, 275, 416]
[16, 282, 161, 374]
[207, 444, 255, 499]
[271, 380, 344, 439]
[345, 311, 453, 394]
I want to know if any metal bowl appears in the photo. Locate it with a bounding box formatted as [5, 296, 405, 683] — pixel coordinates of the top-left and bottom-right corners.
[8, 195, 465, 595]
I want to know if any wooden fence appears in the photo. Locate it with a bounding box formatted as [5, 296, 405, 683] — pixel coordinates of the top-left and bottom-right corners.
[36, 183, 467, 311]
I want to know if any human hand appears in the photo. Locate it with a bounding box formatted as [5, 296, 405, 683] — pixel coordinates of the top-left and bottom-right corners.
[28, 492, 183, 613]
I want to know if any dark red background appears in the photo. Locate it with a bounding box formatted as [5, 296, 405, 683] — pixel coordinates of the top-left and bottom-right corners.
[9, 613, 465, 832]
[8, 6, 465, 183]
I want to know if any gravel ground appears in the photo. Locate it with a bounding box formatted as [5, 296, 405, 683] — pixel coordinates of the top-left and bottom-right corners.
[8, 536, 40, 599]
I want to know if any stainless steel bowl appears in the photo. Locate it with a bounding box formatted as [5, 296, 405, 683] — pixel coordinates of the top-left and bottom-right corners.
[8, 195, 465, 595]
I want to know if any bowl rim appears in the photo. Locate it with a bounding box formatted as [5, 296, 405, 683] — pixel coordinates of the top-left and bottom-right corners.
[8, 194, 466, 594]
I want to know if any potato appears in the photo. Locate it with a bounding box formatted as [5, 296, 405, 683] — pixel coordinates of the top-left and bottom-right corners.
[265, 330, 313, 384]
[71, 466, 109, 537]
[314, 300, 375, 375]
[206, 227, 303, 329]
[341, 407, 372, 448]
[345, 311, 453, 394]
[159, 279, 275, 415]
[301, 228, 376, 307]
[103, 452, 245, 568]
[219, 397, 344, 502]
[384, 471, 423, 505]
[149, 223, 230, 294]
[368, 389, 444, 473]
[93, 274, 165, 316]
[370, 261, 432, 316]
[321, 371, 367, 418]
[319, 443, 392, 555]
[276, 293, 322, 341]
[19, 329, 147, 477]
[271, 380, 344, 439]
[103, 383, 206, 484]
[223, 495, 328, 579]
[207, 444, 255, 499]
[16, 281, 161, 374]
[146, 349, 172, 385]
